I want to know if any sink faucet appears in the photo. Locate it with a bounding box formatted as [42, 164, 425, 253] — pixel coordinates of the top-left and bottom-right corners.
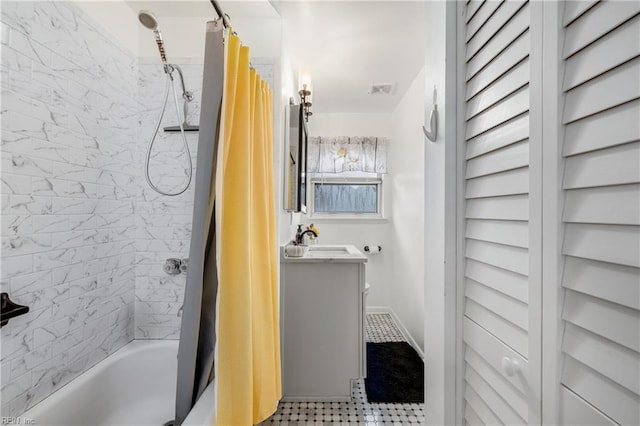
[295, 225, 318, 245]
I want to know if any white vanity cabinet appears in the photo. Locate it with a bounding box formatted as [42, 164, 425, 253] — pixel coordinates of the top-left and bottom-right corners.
[280, 245, 367, 401]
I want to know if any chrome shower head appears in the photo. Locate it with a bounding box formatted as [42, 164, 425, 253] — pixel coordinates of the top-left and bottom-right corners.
[138, 10, 167, 64]
[138, 10, 158, 30]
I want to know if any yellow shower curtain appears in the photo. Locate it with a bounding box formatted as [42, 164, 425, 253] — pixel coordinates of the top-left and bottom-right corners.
[215, 32, 281, 425]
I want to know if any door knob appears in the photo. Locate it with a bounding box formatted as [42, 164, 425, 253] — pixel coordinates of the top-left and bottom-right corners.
[501, 357, 521, 377]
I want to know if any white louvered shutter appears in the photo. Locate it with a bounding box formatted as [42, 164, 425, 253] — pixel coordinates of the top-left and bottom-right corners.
[460, 1, 540, 425]
[558, 2, 640, 425]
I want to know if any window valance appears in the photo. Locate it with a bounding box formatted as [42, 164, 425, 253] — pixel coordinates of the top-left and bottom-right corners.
[308, 136, 388, 174]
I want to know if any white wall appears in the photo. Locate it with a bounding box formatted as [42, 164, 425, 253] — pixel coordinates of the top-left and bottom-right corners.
[423, 1, 457, 424]
[72, 0, 139, 57]
[303, 113, 392, 309]
[307, 113, 391, 136]
[389, 67, 425, 351]
[278, 23, 301, 245]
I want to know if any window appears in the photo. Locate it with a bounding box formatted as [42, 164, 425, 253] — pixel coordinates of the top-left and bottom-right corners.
[306, 136, 388, 219]
[309, 174, 384, 219]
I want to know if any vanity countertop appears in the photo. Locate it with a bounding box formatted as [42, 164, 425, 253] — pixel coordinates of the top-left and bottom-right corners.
[281, 244, 367, 263]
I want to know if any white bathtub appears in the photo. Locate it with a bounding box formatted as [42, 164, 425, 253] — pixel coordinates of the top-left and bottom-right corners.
[22, 340, 216, 426]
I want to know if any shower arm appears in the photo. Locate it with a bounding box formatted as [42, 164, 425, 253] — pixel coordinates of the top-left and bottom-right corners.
[165, 63, 193, 102]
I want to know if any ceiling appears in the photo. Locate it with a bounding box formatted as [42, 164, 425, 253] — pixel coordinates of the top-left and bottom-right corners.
[124, 0, 426, 114]
[272, 1, 426, 113]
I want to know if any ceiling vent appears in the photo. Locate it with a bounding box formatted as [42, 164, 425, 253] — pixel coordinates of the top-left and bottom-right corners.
[368, 83, 395, 95]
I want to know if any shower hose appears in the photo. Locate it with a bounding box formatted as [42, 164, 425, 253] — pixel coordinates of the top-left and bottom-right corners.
[144, 68, 193, 196]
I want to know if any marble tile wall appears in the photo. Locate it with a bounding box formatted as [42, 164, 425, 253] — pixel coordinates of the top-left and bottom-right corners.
[1, 1, 138, 416]
[134, 63, 202, 339]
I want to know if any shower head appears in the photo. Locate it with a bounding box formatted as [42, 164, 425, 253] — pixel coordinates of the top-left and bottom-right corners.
[138, 10, 168, 64]
[138, 10, 158, 30]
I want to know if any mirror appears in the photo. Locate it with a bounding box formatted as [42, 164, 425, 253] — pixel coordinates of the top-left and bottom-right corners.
[284, 104, 308, 213]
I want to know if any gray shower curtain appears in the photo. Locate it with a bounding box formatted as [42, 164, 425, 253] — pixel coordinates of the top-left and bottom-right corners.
[174, 19, 224, 425]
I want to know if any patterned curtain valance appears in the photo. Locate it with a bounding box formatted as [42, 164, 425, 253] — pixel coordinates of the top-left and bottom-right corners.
[308, 136, 388, 174]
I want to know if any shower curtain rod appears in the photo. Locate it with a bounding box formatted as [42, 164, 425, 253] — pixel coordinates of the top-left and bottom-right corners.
[210, 0, 230, 28]
[208, 0, 255, 69]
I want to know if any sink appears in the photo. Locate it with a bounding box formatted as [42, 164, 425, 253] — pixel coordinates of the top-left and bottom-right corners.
[282, 244, 367, 262]
[306, 246, 350, 256]
[304, 245, 364, 259]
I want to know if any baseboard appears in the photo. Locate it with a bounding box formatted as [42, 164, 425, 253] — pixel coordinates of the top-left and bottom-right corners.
[366, 306, 424, 360]
[281, 396, 351, 402]
[366, 306, 390, 314]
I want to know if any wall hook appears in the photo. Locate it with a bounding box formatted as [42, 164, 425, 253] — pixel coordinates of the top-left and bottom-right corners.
[423, 85, 438, 142]
[422, 105, 438, 142]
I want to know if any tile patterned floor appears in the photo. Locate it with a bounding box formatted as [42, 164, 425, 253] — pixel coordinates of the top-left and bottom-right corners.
[261, 313, 425, 425]
[365, 313, 406, 343]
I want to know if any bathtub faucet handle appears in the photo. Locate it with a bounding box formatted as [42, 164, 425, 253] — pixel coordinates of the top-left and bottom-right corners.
[163, 258, 181, 275]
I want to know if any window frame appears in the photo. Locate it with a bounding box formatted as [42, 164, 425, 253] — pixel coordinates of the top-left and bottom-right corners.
[308, 175, 385, 220]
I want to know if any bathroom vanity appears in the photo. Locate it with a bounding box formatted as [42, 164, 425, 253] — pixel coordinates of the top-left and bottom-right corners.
[280, 245, 367, 401]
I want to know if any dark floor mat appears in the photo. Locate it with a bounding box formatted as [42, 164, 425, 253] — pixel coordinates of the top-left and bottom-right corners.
[364, 342, 424, 403]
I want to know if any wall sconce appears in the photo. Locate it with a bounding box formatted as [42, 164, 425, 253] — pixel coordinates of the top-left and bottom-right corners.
[298, 77, 313, 122]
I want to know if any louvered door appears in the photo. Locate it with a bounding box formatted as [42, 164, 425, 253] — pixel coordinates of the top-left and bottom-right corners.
[460, 1, 540, 425]
[558, 2, 640, 425]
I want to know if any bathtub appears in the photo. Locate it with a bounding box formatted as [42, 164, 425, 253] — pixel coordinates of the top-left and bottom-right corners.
[21, 340, 216, 426]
